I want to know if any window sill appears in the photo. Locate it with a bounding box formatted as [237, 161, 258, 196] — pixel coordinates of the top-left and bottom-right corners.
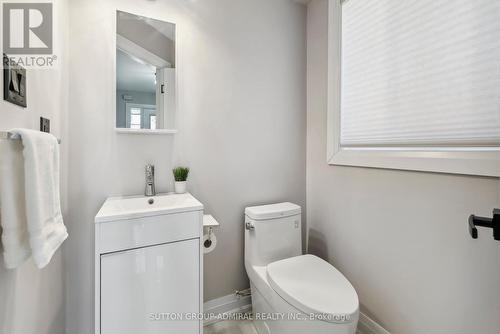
[115, 128, 178, 135]
[328, 147, 500, 177]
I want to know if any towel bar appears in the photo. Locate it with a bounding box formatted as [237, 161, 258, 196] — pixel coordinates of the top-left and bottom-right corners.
[0, 131, 61, 144]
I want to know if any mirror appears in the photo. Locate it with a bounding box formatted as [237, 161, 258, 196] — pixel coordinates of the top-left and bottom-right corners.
[116, 11, 176, 131]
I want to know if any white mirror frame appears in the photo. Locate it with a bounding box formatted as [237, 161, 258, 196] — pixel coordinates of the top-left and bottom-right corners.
[326, 0, 500, 177]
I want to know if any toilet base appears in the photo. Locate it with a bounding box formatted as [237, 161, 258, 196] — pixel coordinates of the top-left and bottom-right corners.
[250, 282, 358, 334]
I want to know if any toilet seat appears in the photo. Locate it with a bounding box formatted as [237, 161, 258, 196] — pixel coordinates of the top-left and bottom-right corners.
[266, 255, 358, 322]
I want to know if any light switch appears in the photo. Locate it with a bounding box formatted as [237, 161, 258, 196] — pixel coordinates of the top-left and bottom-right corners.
[40, 117, 50, 133]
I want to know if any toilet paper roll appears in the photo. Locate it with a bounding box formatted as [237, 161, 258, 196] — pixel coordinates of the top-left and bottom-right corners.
[203, 233, 217, 254]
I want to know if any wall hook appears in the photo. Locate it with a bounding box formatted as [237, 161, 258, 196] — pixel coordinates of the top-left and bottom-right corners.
[468, 209, 500, 240]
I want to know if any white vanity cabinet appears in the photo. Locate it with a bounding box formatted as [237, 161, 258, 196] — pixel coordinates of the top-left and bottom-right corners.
[95, 194, 204, 334]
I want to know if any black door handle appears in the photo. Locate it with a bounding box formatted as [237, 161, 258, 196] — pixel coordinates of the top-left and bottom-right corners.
[469, 209, 500, 240]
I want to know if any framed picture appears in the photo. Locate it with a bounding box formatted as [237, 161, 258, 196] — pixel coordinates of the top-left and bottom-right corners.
[3, 54, 27, 108]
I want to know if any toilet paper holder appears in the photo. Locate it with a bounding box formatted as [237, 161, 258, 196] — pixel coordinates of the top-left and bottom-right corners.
[204, 227, 215, 248]
[203, 215, 220, 253]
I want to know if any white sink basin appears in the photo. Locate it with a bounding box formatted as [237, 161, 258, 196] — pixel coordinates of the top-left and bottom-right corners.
[95, 193, 204, 223]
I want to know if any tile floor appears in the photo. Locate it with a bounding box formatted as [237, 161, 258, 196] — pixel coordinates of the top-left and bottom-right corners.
[204, 320, 364, 334]
[204, 320, 258, 334]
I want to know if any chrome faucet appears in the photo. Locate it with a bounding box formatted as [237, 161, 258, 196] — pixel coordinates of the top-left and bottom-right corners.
[145, 164, 156, 197]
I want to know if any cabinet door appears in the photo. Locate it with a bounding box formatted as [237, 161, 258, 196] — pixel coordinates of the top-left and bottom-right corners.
[101, 239, 199, 334]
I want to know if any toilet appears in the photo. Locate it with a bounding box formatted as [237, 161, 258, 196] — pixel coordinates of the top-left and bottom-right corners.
[244, 203, 359, 334]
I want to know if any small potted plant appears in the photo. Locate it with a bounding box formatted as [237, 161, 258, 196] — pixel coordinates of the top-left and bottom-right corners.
[172, 167, 190, 194]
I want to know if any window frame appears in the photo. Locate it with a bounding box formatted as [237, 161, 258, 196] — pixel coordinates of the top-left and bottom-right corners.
[327, 0, 500, 177]
[149, 115, 157, 130]
[129, 107, 142, 129]
[125, 103, 156, 130]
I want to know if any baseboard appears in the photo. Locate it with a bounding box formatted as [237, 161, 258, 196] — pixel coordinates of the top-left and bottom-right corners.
[357, 312, 391, 334]
[203, 293, 252, 326]
[203, 293, 390, 334]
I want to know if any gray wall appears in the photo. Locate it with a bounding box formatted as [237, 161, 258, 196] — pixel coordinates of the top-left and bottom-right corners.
[306, 1, 500, 333]
[116, 90, 156, 127]
[0, 1, 69, 334]
[66, 1, 306, 333]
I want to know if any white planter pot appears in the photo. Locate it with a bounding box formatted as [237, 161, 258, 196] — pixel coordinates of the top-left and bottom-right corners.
[174, 181, 187, 194]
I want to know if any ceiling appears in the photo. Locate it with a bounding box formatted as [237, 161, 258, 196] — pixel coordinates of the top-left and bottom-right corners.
[117, 11, 175, 42]
[144, 19, 175, 41]
[116, 49, 156, 93]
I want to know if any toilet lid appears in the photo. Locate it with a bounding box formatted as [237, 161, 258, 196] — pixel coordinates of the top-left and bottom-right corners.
[266, 255, 358, 322]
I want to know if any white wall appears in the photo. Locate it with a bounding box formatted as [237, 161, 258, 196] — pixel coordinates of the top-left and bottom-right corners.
[0, 1, 69, 334]
[66, 1, 306, 333]
[306, 1, 500, 333]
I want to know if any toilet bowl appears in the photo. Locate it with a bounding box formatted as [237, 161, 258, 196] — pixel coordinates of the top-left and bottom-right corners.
[244, 203, 359, 334]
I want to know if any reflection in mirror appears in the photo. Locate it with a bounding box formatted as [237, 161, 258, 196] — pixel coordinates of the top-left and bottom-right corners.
[116, 11, 176, 130]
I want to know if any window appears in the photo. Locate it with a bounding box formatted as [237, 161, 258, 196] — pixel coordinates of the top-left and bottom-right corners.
[130, 108, 142, 129]
[125, 103, 156, 130]
[328, 0, 500, 177]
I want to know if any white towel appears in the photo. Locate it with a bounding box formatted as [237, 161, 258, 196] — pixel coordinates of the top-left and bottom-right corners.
[1, 129, 68, 269]
[0, 140, 31, 268]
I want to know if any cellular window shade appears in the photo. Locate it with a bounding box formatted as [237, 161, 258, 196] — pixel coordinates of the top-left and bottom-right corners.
[340, 0, 500, 147]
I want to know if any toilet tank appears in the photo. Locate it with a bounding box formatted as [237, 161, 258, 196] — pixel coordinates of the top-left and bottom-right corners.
[244, 203, 302, 267]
